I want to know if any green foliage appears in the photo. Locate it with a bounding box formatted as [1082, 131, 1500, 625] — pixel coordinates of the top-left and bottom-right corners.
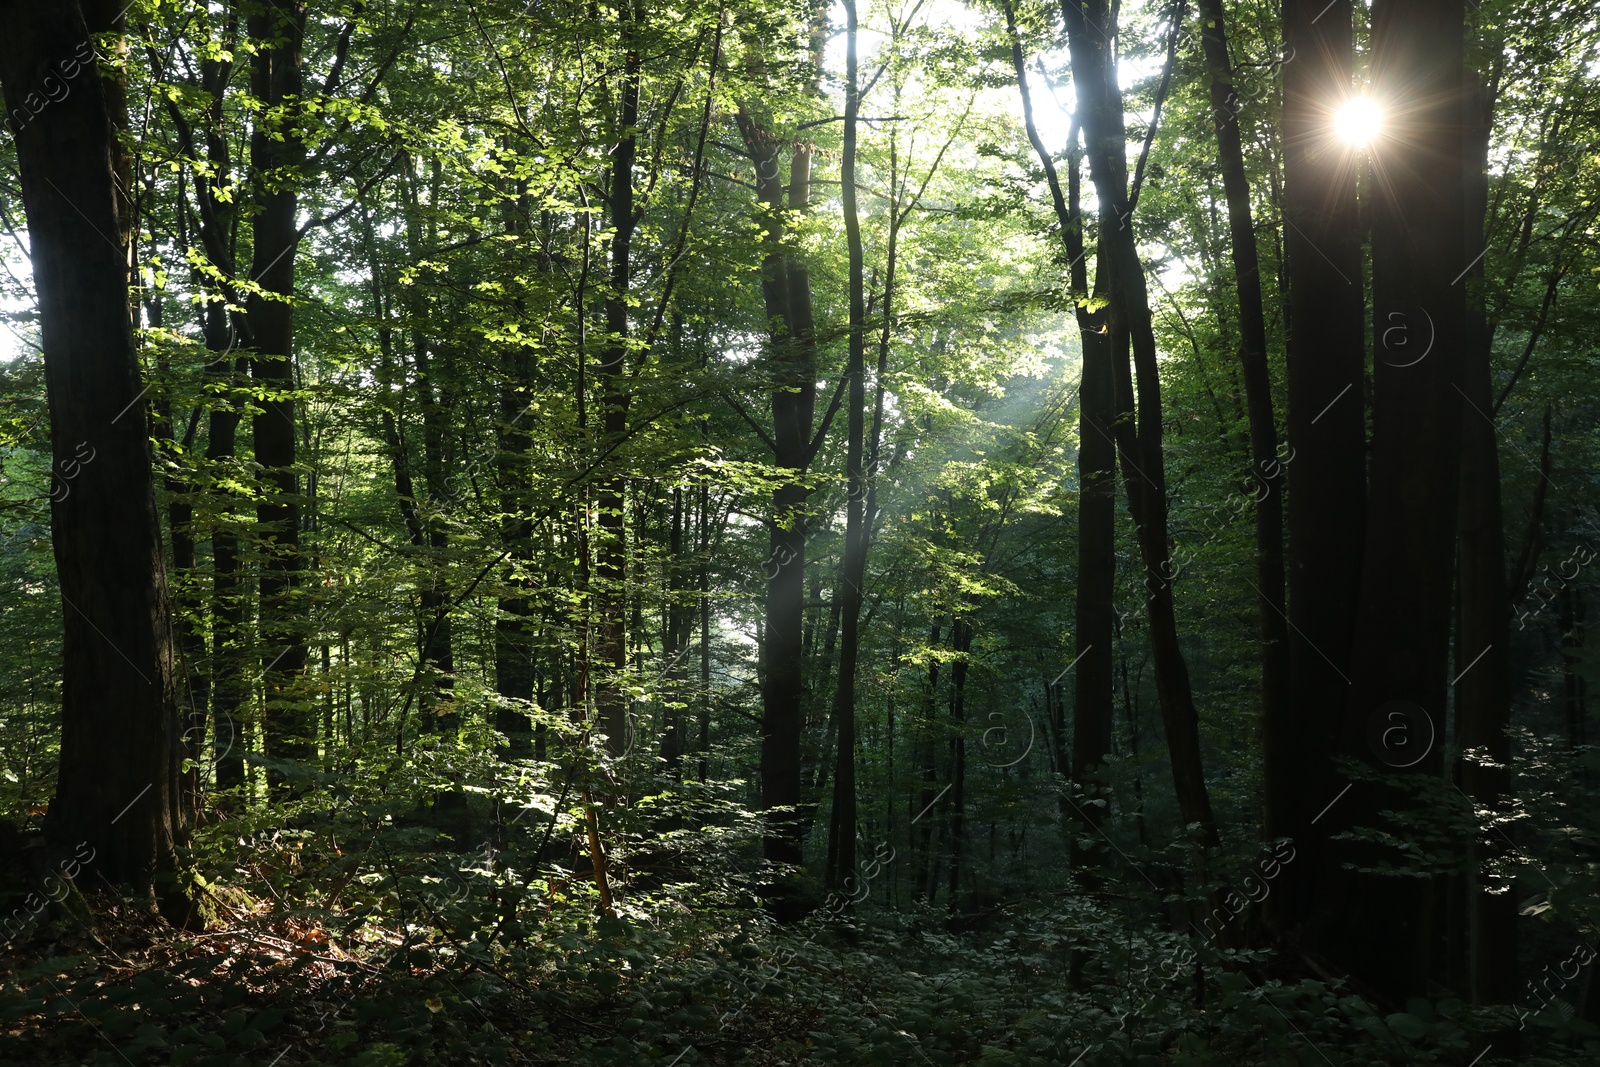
[1, 0, 1599, 1063]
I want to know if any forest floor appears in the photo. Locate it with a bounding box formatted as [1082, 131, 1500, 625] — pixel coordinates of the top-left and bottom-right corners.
[0, 812, 1591, 1066]
[3, 884, 1587, 1066]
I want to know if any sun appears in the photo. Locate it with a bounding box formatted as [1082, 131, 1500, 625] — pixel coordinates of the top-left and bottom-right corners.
[1333, 96, 1384, 147]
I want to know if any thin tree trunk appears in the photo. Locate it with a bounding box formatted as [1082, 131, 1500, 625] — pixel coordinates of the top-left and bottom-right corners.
[496, 330, 536, 758]
[208, 349, 249, 795]
[825, 0, 867, 895]
[946, 620, 973, 900]
[151, 304, 209, 826]
[1197, 0, 1289, 839]
[662, 486, 689, 775]
[1002, 3, 1116, 884]
[596, 5, 640, 757]
[169, 21, 248, 796]
[399, 158, 456, 735]
[1561, 589, 1588, 751]
[915, 621, 942, 901]
[698, 483, 712, 782]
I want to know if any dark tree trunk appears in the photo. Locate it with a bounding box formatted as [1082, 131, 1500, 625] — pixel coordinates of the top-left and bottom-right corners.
[1561, 589, 1588, 752]
[660, 485, 690, 776]
[945, 621, 973, 900]
[400, 159, 456, 735]
[1059, 0, 1219, 848]
[825, 0, 866, 894]
[0, 0, 184, 901]
[151, 310, 209, 826]
[1455, 68, 1517, 1007]
[248, 1, 312, 787]
[496, 339, 536, 758]
[168, 23, 248, 797]
[1278, 0, 1367, 937]
[1002, 1, 1116, 884]
[1453, 62, 1518, 1010]
[1197, 0, 1289, 837]
[596, 9, 640, 757]
[698, 483, 713, 782]
[915, 621, 942, 902]
[1328, 0, 1468, 1002]
[208, 352, 249, 795]
[735, 105, 819, 895]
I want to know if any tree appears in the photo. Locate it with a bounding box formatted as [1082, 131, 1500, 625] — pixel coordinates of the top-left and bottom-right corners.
[1195, 0, 1288, 836]
[1276, 0, 1368, 942]
[825, 0, 866, 897]
[1319, 0, 1469, 1000]
[1058, 0, 1219, 849]
[734, 11, 827, 898]
[248, 0, 313, 786]
[1001, 1, 1116, 884]
[0, 0, 185, 904]
[1455, 57, 1517, 1006]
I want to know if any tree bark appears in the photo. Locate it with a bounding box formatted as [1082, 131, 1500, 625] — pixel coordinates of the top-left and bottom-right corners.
[661, 484, 692, 775]
[248, 0, 312, 788]
[945, 620, 973, 900]
[496, 327, 537, 759]
[1453, 62, 1517, 1011]
[1278, 0, 1367, 937]
[825, 0, 866, 894]
[150, 303, 208, 826]
[166, 20, 249, 796]
[734, 109, 819, 895]
[1059, 0, 1219, 848]
[399, 158, 456, 736]
[1329, 0, 1468, 1001]
[596, 4, 640, 757]
[207, 345, 249, 796]
[0, 0, 184, 901]
[1197, 0, 1289, 839]
[1001, 4, 1117, 883]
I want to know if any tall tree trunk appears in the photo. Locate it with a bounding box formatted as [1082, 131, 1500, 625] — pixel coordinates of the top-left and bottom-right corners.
[1059, 0, 1219, 848]
[596, 6, 640, 757]
[1561, 589, 1588, 751]
[151, 305, 209, 826]
[698, 482, 713, 782]
[825, 0, 866, 895]
[1455, 66, 1516, 1008]
[497, 339, 536, 758]
[1329, 0, 1467, 1001]
[733, 12, 828, 904]
[169, 21, 248, 797]
[0, 0, 184, 901]
[248, 0, 312, 788]
[915, 621, 942, 901]
[734, 109, 820, 897]
[1002, 1, 1116, 885]
[662, 485, 691, 776]
[496, 201, 547, 761]
[945, 620, 973, 900]
[1278, 0, 1367, 938]
[208, 346, 249, 795]
[1197, 0, 1289, 839]
[399, 158, 456, 735]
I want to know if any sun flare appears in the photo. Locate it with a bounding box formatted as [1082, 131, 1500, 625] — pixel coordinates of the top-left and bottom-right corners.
[1333, 96, 1384, 147]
